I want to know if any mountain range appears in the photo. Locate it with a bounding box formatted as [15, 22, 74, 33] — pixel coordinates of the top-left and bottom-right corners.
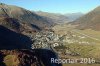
[35, 11, 83, 24]
[35, 11, 69, 24]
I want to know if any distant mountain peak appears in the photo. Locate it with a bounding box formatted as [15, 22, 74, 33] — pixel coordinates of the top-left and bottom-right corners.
[65, 12, 84, 21]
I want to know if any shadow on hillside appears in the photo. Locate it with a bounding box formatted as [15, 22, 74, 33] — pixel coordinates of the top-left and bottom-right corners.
[31, 24, 41, 31]
[0, 25, 32, 49]
[0, 52, 6, 66]
[0, 49, 62, 66]
[15, 49, 62, 66]
[35, 49, 62, 66]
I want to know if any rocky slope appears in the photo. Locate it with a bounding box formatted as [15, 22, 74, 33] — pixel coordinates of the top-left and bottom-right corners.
[0, 49, 61, 66]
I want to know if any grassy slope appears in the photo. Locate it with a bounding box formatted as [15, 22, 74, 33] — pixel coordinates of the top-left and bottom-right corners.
[76, 29, 100, 39]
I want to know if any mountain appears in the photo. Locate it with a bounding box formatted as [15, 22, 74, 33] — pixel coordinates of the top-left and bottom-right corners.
[70, 6, 100, 30]
[35, 11, 69, 24]
[0, 3, 52, 30]
[65, 12, 84, 21]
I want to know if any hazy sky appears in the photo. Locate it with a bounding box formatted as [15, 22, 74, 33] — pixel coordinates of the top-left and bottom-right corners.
[0, 0, 100, 14]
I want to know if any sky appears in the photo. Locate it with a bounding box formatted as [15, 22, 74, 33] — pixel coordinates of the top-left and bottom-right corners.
[0, 0, 100, 14]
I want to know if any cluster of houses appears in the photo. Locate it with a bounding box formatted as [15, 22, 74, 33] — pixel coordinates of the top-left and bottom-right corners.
[31, 30, 60, 49]
[27, 30, 96, 58]
[30, 30, 93, 50]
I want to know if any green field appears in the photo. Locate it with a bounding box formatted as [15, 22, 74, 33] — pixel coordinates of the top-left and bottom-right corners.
[53, 24, 100, 66]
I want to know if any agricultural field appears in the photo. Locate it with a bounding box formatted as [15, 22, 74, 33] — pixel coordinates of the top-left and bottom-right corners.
[52, 24, 100, 66]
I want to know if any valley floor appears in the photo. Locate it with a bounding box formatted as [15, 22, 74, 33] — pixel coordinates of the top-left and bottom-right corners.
[52, 24, 100, 66]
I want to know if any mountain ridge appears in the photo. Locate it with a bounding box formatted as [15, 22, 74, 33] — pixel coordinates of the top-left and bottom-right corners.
[70, 6, 100, 31]
[0, 3, 53, 30]
[35, 11, 69, 24]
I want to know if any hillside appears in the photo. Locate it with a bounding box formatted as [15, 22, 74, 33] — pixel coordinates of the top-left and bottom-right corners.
[35, 11, 69, 24]
[71, 6, 100, 30]
[0, 3, 52, 30]
[0, 49, 61, 66]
